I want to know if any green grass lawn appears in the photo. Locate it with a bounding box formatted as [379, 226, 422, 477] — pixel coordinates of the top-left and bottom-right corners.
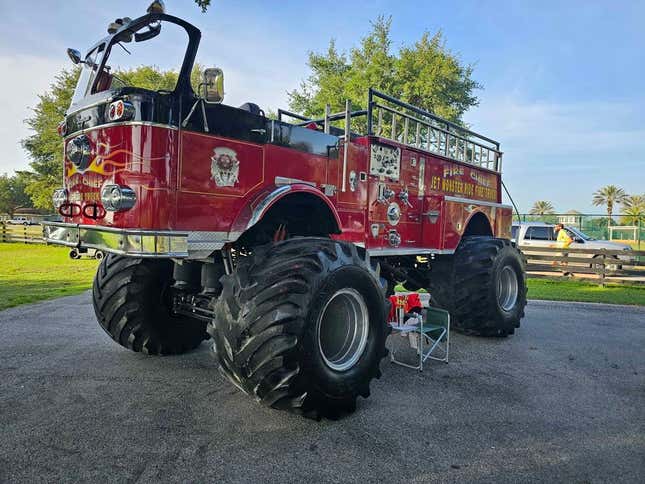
[527, 278, 645, 306]
[1, 243, 643, 311]
[0, 243, 98, 311]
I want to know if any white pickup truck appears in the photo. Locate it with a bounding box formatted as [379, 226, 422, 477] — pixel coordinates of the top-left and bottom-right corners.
[512, 222, 634, 268]
[6, 216, 37, 226]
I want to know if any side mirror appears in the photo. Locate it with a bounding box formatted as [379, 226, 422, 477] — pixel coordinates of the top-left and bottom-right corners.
[67, 48, 82, 65]
[574, 237, 584, 243]
[202, 68, 224, 103]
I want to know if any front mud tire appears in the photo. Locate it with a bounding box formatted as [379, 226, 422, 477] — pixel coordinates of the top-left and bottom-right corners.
[209, 238, 389, 419]
[430, 236, 527, 337]
[92, 255, 209, 355]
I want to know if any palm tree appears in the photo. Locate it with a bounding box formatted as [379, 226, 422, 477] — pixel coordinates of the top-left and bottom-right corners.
[529, 200, 555, 216]
[592, 185, 628, 227]
[620, 195, 645, 225]
[623, 194, 645, 209]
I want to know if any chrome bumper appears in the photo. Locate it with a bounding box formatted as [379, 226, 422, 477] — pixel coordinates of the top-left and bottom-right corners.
[42, 222, 237, 259]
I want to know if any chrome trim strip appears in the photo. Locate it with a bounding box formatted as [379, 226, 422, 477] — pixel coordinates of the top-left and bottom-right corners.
[274, 176, 316, 187]
[75, 223, 188, 236]
[65, 121, 179, 140]
[42, 222, 238, 259]
[444, 195, 512, 210]
[246, 185, 291, 229]
[367, 248, 455, 256]
[66, 96, 115, 117]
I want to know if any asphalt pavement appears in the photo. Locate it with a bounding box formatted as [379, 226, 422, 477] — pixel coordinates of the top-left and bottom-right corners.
[1, 294, 644, 483]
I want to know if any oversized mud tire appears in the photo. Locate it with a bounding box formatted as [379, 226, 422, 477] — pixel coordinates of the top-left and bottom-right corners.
[430, 236, 527, 336]
[209, 237, 389, 419]
[92, 254, 209, 355]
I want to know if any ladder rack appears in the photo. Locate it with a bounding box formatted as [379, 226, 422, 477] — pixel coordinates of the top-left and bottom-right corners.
[276, 88, 503, 173]
[367, 89, 502, 172]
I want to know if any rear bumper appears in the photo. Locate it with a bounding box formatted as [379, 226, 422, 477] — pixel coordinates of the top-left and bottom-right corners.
[42, 222, 238, 259]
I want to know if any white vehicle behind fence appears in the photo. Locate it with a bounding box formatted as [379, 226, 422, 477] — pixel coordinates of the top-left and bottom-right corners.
[6, 216, 37, 226]
[512, 222, 635, 268]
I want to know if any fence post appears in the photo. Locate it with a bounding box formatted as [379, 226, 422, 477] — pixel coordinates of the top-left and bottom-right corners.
[1, 223, 6, 243]
[599, 250, 606, 287]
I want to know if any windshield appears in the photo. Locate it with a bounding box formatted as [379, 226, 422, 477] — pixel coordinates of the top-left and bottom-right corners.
[70, 19, 189, 109]
[567, 226, 595, 241]
[70, 44, 106, 106]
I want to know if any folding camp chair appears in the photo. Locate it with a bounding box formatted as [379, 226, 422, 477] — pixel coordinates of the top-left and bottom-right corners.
[389, 306, 450, 371]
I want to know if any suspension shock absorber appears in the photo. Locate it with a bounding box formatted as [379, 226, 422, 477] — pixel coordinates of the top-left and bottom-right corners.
[172, 261, 202, 292]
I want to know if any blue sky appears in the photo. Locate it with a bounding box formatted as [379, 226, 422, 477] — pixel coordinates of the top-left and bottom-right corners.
[0, 0, 643, 212]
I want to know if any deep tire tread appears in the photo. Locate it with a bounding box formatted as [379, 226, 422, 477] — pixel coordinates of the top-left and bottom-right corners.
[208, 237, 388, 419]
[92, 254, 208, 356]
[430, 236, 528, 337]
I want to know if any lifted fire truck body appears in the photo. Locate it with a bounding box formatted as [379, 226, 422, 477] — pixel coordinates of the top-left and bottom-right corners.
[44, 7, 526, 419]
[47, 95, 511, 259]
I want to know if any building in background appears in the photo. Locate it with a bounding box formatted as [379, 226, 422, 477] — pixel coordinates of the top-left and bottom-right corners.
[558, 210, 583, 229]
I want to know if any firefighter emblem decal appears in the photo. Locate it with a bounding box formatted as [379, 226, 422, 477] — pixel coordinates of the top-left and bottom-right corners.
[210, 147, 239, 187]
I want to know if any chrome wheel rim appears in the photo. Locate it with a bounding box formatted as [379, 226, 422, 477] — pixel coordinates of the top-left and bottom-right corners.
[317, 288, 370, 372]
[497, 265, 519, 312]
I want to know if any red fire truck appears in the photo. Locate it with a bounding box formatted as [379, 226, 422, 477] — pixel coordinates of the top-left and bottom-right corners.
[44, 3, 526, 418]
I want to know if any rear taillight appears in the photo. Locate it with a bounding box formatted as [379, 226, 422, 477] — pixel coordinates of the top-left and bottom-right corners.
[107, 100, 134, 122]
[57, 121, 67, 137]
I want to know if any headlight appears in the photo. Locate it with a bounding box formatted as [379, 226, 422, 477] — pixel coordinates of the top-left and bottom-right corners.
[66, 135, 91, 169]
[100, 184, 136, 212]
[52, 188, 68, 209]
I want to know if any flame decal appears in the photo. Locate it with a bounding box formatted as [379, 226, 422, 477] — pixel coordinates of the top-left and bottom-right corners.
[66, 149, 167, 177]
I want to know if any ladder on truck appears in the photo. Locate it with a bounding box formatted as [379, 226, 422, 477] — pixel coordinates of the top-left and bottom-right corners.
[276, 88, 504, 188]
[366, 89, 502, 172]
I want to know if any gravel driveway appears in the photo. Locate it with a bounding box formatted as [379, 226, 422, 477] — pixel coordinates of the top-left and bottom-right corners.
[1, 294, 644, 483]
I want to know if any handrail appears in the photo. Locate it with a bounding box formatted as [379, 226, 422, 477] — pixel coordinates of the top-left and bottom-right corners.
[295, 110, 368, 127]
[276, 88, 503, 172]
[372, 101, 500, 171]
[367, 88, 500, 149]
[277, 109, 311, 122]
[373, 102, 498, 152]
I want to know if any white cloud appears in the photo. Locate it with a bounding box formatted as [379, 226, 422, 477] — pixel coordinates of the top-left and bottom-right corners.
[463, 94, 645, 212]
[465, 95, 645, 159]
[0, 54, 66, 174]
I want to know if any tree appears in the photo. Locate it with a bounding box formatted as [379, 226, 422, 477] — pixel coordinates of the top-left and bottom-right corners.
[288, 16, 481, 126]
[592, 185, 628, 227]
[21, 65, 201, 210]
[0, 173, 33, 218]
[529, 200, 555, 216]
[22, 68, 79, 210]
[194, 0, 210, 12]
[620, 194, 645, 225]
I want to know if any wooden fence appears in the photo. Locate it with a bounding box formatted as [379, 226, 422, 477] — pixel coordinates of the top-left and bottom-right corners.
[519, 245, 645, 286]
[0, 222, 45, 244]
[1, 223, 643, 286]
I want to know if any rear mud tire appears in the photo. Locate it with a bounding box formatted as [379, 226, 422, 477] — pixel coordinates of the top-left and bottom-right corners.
[92, 254, 209, 355]
[209, 237, 389, 419]
[430, 236, 527, 337]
